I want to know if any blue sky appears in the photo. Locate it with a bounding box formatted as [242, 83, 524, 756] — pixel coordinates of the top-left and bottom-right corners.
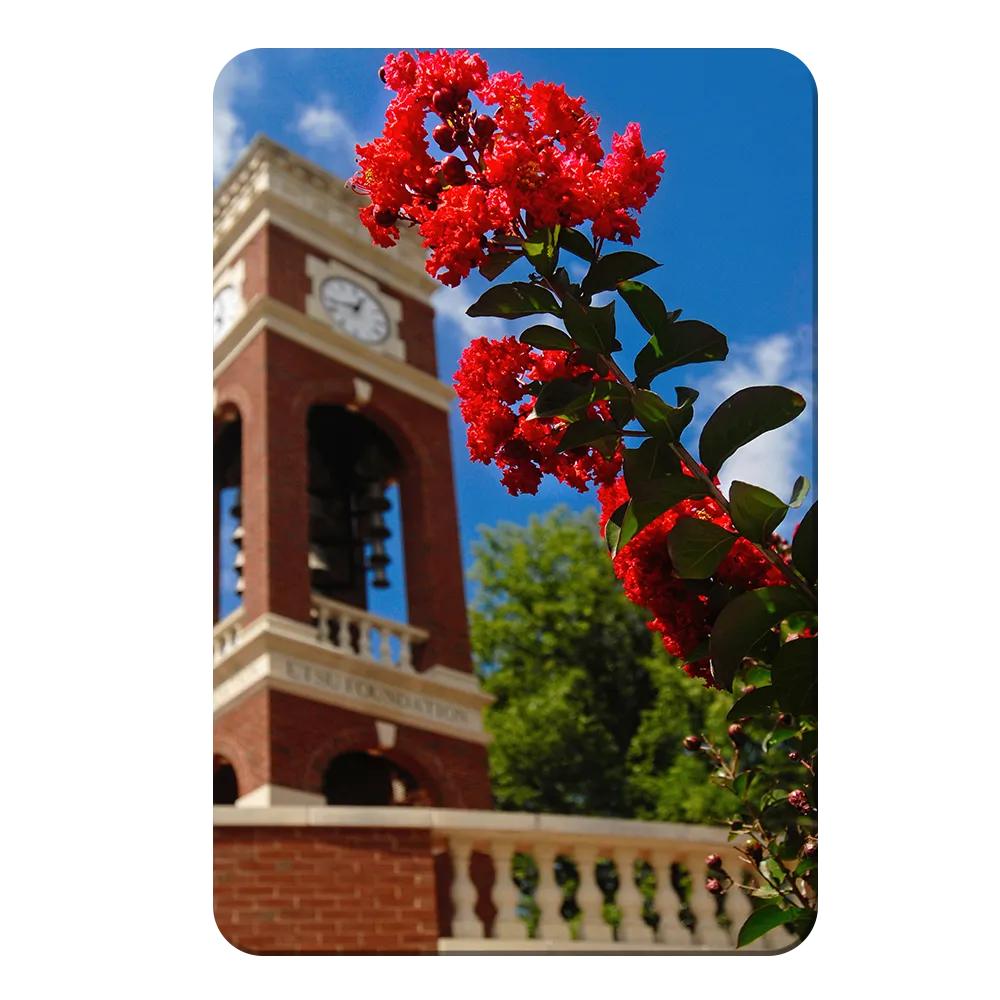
[215, 48, 816, 623]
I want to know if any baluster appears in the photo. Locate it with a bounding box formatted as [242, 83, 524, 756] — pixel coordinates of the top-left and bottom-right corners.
[449, 838, 482, 938]
[336, 613, 351, 652]
[650, 850, 688, 946]
[398, 631, 414, 671]
[575, 846, 612, 942]
[490, 841, 524, 940]
[684, 852, 731, 949]
[213, 635, 222, 660]
[359, 618, 373, 659]
[615, 850, 651, 943]
[317, 605, 330, 645]
[720, 862, 762, 951]
[533, 845, 571, 941]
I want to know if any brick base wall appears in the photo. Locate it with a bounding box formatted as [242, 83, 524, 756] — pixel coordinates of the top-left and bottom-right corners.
[214, 826, 439, 954]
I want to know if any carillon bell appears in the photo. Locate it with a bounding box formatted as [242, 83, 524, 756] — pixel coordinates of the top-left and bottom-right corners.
[366, 509, 391, 540]
[361, 480, 391, 513]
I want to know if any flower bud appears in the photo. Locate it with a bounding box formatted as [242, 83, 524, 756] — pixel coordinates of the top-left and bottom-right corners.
[423, 174, 442, 197]
[777, 713, 793, 727]
[705, 854, 723, 871]
[743, 684, 756, 695]
[727, 723, 743, 742]
[432, 123, 458, 152]
[683, 735, 701, 752]
[378, 67, 387, 83]
[440, 155, 468, 186]
[705, 877, 724, 895]
[455, 96, 472, 116]
[788, 789, 811, 814]
[473, 114, 497, 139]
[803, 841, 818, 858]
[787, 751, 799, 762]
[432, 87, 459, 115]
[373, 207, 396, 227]
[744, 840, 763, 864]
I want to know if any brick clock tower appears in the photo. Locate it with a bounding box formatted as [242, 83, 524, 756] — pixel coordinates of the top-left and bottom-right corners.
[212, 136, 493, 824]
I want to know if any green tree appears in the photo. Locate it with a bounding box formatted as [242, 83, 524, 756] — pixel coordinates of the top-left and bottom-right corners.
[470, 506, 736, 824]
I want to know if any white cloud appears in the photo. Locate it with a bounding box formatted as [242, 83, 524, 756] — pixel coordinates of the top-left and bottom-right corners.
[293, 94, 359, 175]
[685, 326, 815, 523]
[432, 284, 504, 343]
[213, 55, 260, 184]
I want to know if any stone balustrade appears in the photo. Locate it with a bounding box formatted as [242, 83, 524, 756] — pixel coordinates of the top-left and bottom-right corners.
[213, 805, 792, 953]
[310, 593, 429, 672]
[212, 606, 245, 664]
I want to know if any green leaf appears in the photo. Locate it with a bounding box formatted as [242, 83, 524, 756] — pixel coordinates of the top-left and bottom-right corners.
[733, 770, 755, 798]
[523, 226, 559, 276]
[788, 476, 810, 508]
[604, 501, 627, 554]
[633, 389, 695, 443]
[634, 320, 729, 387]
[581, 251, 660, 296]
[666, 516, 738, 579]
[763, 727, 799, 751]
[709, 586, 813, 692]
[793, 858, 816, 878]
[737, 904, 806, 948]
[726, 685, 777, 722]
[557, 227, 595, 263]
[623, 439, 682, 490]
[771, 637, 818, 717]
[467, 282, 561, 319]
[605, 501, 640, 558]
[561, 296, 618, 354]
[518, 325, 575, 351]
[729, 481, 789, 542]
[556, 418, 620, 453]
[751, 886, 782, 900]
[616, 280, 676, 337]
[792, 502, 818, 586]
[747, 628, 780, 664]
[699, 386, 807, 478]
[530, 378, 600, 419]
[478, 250, 522, 281]
[760, 858, 788, 886]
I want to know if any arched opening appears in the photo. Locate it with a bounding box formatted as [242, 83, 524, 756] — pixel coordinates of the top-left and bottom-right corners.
[213, 754, 239, 805]
[321, 751, 424, 806]
[214, 409, 243, 619]
[307, 405, 408, 619]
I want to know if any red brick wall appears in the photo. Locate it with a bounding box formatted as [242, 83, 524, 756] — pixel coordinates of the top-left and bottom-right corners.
[214, 689, 493, 809]
[214, 825, 439, 954]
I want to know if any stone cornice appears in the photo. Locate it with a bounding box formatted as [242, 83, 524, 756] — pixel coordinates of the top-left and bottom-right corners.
[212, 294, 455, 413]
[213, 135, 438, 304]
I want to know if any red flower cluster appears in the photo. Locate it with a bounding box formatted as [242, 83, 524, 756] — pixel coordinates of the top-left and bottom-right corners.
[455, 336, 623, 496]
[353, 50, 666, 286]
[597, 472, 788, 686]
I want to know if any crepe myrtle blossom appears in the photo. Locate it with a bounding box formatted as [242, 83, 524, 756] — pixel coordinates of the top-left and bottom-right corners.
[351, 49, 665, 286]
[597, 472, 788, 688]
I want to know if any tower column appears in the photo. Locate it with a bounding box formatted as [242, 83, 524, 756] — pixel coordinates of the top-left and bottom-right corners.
[237, 332, 312, 627]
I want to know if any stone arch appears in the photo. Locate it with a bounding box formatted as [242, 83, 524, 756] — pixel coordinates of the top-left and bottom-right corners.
[213, 752, 240, 805]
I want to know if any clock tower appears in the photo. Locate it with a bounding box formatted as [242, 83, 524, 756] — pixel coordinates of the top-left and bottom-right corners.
[212, 135, 494, 813]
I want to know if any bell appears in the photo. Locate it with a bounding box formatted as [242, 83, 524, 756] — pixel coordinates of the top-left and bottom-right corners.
[308, 549, 331, 571]
[368, 539, 390, 568]
[359, 481, 391, 513]
[230, 524, 244, 546]
[366, 510, 391, 540]
[372, 566, 390, 589]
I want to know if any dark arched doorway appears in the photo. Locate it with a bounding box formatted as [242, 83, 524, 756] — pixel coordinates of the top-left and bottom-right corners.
[213, 754, 239, 805]
[322, 751, 424, 806]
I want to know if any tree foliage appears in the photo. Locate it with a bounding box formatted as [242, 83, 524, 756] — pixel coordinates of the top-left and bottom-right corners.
[470, 507, 737, 823]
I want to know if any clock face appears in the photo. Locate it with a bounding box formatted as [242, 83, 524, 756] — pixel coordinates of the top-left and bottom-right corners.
[213, 285, 240, 346]
[320, 277, 390, 345]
